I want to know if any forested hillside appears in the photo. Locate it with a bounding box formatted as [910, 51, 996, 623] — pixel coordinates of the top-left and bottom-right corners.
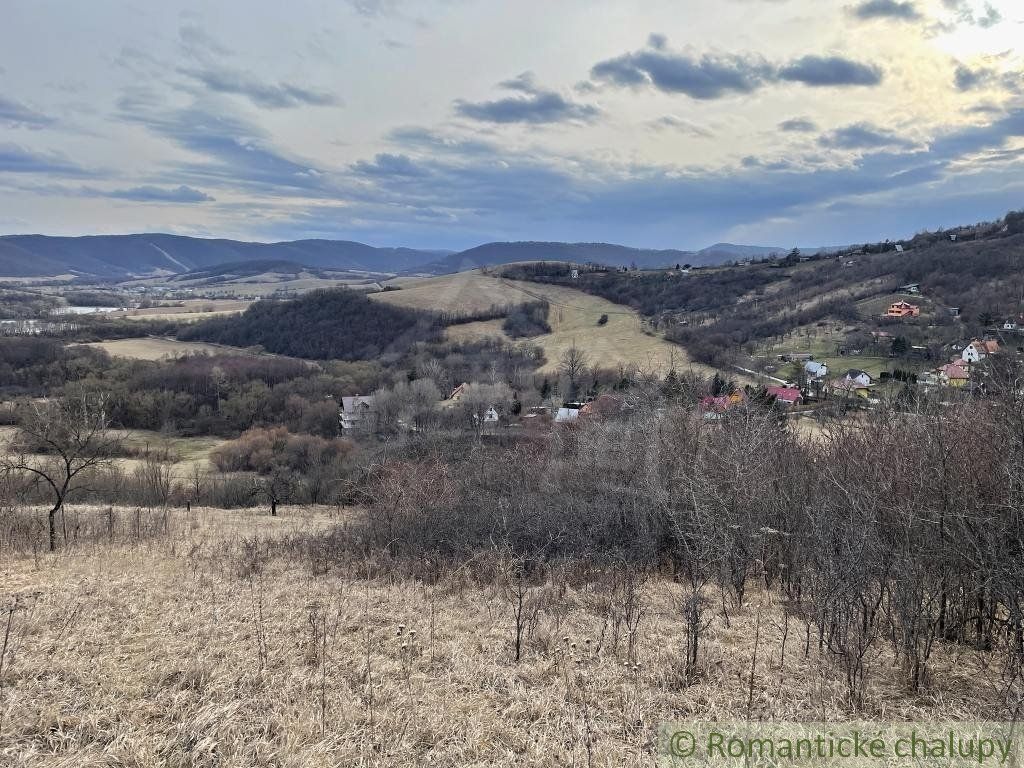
[179, 288, 440, 360]
[505, 225, 1024, 365]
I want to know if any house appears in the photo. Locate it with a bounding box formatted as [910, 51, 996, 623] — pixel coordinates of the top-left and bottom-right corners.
[961, 339, 999, 363]
[555, 407, 580, 424]
[948, 307, 961, 318]
[828, 378, 871, 399]
[886, 301, 921, 318]
[897, 283, 921, 295]
[765, 386, 802, 406]
[448, 382, 470, 401]
[939, 361, 969, 387]
[804, 361, 828, 380]
[841, 369, 872, 387]
[1003, 319, 1021, 331]
[340, 395, 376, 431]
[483, 406, 500, 423]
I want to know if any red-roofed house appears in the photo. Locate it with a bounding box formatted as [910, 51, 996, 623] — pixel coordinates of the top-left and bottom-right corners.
[766, 386, 803, 406]
[886, 301, 920, 318]
[961, 339, 999, 363]
[939, 361, 969, 387]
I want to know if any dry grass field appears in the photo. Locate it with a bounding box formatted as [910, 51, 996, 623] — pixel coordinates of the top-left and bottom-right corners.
[107, 299, 251, 323]
[0, 505, 1004, 767]
[78, 338, 246, 361]
[375, 271, 718, 376]
[0, 426, 225, 482]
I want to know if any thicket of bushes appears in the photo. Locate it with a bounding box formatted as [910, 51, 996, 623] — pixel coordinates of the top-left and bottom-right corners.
[211, 426, 353, 474]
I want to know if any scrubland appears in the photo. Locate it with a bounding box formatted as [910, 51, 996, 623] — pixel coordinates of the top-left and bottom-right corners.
[0, 504, 1005, 767]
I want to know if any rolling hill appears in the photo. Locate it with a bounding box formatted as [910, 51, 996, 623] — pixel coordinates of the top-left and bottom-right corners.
[0, 234, 835, 279]
[0, 234, 450, 278]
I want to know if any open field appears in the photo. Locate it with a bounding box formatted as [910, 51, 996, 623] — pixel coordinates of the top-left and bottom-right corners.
[376, 270, 719, 376]
[0, 274, 77, 285]
[374, 270, 529, 314]
[107, 299, 251, 322]
[77, 337, 248, 361]
[0, 425, 226, 480]
[0, 504, 1003, 767]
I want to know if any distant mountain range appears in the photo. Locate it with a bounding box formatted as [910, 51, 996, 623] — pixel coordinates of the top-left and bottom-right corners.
[0, 233, 836, 280]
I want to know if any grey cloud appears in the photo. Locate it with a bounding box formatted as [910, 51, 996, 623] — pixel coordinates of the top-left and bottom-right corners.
[0, 96, 55, 129]
[105, 185, 215, 203]
[0, 144, 85, 175]
[351, 153, 426, 176]
[819, 122, 917, 150]
[175, 24, 339, 110]
[179, 66, 340, 109]
[955, 63, 994, 91]
[119, 97, 329, 195]
[255, 107, 1024, 250]
[591, 39, 883, 98]
[649, 115, 714, 137]
[779, 117, 818, 132]
[455, 73, 600, 124]
[849, 0, 921, 20]
[942, 0, 1003, 27]
[778, 56, 883, 87]
[591, 49, 772, 99]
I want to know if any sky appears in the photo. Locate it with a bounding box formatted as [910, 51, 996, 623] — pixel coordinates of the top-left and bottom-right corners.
[1, 0, 1022, 251]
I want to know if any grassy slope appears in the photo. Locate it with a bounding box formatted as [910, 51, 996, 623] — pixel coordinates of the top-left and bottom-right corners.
[78, 338, 244, 361]
[0, 506, 1001, 766]
[373, 270, 716, 376]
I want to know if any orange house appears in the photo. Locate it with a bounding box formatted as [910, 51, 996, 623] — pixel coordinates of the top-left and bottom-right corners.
[886, 301, 920, 318]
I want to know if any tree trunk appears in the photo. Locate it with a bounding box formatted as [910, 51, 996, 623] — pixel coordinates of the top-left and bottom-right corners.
[48, 502, 61, 552]
[271, 499, 277, 517]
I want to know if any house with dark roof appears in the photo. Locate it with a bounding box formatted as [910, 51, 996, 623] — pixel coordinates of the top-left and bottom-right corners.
[340, 395, 376, 432]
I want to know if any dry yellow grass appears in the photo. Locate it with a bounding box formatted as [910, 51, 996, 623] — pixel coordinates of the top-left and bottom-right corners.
[373, 271, 527, 314]
[0, 426, 225, 480]
[0, 505, 1002, 767]
[78, 338, 244, 361]
[375, 271, 717, 376]
[107, 299, 251, 322]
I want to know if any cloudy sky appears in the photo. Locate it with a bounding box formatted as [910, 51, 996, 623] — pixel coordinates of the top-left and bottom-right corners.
[1, 0, 1022, 250]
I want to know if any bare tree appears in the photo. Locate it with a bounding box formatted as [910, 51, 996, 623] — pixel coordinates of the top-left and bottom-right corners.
[559, 341, 589, 399]
[1, 395, 122, 552]
[252, 466, 297, 517]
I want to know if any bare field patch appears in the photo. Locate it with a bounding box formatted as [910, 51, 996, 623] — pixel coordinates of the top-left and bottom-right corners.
[373, 270, 526, 314]
[78, 337, 246, 361]
[0, 505, 1001, 767]
[444, 318, 510, 344]
[107, 299, 251, 322]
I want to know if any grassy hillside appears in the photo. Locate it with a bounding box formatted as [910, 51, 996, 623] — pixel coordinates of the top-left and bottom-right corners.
[375, 270, 717, 375]
[2, 504, 1000, 766]
[503, 232, 1024, 368]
